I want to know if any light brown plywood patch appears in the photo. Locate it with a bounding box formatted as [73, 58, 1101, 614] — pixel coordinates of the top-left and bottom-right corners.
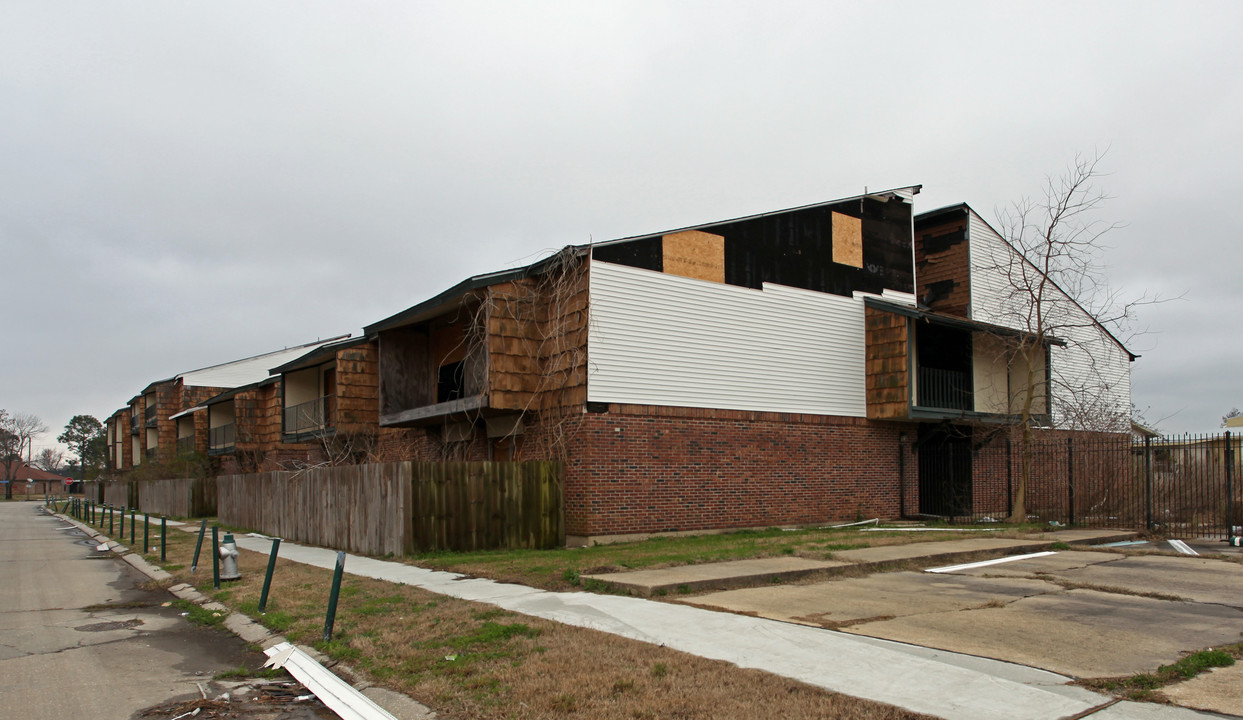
[662, 230, 725, 283]
[832, 212, 863, 268]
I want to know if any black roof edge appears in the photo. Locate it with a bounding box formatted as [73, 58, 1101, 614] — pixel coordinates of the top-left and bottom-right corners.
[364, 187, 922, 336]
[203, 376, 280, 406]
[363, 247, 587, 335]
[864, 297, 1068, 346]
[587, 185, 923, 251]
[269, 336, 371, 375]
[913, 203, 970, 227]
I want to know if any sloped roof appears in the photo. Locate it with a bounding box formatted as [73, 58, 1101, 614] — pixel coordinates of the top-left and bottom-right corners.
[10, 462, 70, 482]
[142, 336, 351, 393]
[365, 186, 923, 335]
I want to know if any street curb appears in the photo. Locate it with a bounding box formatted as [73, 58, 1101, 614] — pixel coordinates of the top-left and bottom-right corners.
[47, 509, 329, 658]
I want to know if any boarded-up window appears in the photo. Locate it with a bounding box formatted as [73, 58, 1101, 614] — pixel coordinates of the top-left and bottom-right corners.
[832, 212, 863, 268]
[661, 230, 725, 283]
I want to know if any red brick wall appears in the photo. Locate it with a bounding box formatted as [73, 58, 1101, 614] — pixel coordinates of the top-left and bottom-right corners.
[915, 217, 970, 315]
[559, 405, 914, 537]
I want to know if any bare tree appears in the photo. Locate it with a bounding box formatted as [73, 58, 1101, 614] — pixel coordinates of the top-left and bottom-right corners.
[1, 410, 48, 499]
[34, 447, 65, 472]
[987, 152, 1153, 522]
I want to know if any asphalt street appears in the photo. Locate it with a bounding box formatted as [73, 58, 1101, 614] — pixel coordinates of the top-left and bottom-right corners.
[0, 501, 332, 720]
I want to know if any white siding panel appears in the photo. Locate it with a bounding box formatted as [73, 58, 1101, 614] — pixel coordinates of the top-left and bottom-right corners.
[588, 260, 867, 416]
[967, 211, 1131, 429]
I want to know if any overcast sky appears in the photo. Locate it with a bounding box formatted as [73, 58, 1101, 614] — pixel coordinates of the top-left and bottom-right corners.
[3, 1, 1240, 456]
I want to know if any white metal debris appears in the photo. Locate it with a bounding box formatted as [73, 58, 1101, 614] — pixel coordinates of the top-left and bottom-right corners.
[263, 642, 397, 720]
[925, 551, 1058, 574]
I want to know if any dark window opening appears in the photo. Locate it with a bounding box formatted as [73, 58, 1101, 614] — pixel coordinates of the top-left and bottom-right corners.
[916, 323, 973, 411]
[437, 361, 466, 403]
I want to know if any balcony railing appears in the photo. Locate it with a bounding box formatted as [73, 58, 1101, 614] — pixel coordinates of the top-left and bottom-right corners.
[144, 447, 157, 460]
[209, 424, 236, 454]
[130, 414, 140, 434]
[917, 367, 973, 411]
[284, 395, 333, 437]
[145, 403, 157, 427]
[176, 436, 195, 454]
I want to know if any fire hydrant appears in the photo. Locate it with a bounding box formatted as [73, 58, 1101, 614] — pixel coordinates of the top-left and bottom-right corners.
[219, 533, 241, 581]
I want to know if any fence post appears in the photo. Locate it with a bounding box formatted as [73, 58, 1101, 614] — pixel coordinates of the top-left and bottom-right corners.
[1067, 438, 1075, 526]
[191, 519, 207, 573]
[258, 538, 281, 614]
[1144, 436, 1153, 530]
[323, 551, 346, 643]
[212, 527, 221, 591]
[1226, 431, 1235, 538]
[1006, 439, 1013, 518]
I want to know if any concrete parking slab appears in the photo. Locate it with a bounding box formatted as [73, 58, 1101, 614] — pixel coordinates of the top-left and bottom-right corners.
[1161, 664, 1243, 717]
[948, 549, 1122, 577]
[686, 571, 1059, 628]
[848, 588, 1243, 678]
[1049, 555, 1243, 608]
[580, 555, 847, 596]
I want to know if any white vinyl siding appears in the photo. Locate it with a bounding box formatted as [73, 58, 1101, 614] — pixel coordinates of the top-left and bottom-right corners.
[966, 211, 1131, 429]
[587, 260, 868, 416]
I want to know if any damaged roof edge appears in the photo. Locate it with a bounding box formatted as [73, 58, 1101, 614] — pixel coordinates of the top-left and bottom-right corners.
[269, 336, 371, 376]
[365, 186, 922, 336]
[363, 247, 587, 335]
[864, 297, 1068, 347]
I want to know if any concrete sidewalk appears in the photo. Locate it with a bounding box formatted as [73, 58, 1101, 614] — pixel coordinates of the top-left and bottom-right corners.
[581, 528, 1139, 596]
[228, 533, 1223, 720]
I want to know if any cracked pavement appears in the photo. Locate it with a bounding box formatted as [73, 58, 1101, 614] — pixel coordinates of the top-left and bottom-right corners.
[0, 502, 331, 720]
[684, 549, 1243, 679]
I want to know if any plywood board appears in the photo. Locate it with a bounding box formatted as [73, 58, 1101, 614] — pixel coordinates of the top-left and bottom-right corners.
[661, 230, 725, 283]
[832, 212, 863, 268]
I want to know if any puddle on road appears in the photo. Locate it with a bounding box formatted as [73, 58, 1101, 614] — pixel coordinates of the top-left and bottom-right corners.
[75, 618, 144, 632]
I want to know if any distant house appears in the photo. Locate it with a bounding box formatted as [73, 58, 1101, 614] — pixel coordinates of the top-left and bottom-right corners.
[4, 462, 72, 495]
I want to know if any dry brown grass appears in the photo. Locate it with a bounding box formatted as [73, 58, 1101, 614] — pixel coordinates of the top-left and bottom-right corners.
[104, 521, 938, 720]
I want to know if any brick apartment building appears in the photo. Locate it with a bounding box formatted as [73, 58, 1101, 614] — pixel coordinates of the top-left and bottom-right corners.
[103, 187, 1134, 543]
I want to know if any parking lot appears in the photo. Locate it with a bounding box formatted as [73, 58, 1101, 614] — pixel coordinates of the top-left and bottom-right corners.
[684, 548, 1243, 680]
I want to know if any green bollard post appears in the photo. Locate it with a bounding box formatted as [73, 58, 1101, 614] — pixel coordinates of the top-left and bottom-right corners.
[130, 508, 135, 545]
[109, 505, 114, 535]
[322, 551, 346, 643]
[191, 519, 207, 573]
[212, 527, 220, 591]
[161, 517, 167, 562]
[143, 513, 150, 554]
[119, 506, 125, 537]
[257, 538, 281, 613]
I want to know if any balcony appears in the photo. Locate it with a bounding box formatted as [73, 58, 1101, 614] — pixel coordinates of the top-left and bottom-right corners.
[208, 424, 236, 454]
[130, 414, 140, 434]
[917, 367, 972, 411]
[284, 395, 333, 438]
[144, 447, 157, 460]
[145, 403, 158, 427]
[176, 436, 195, 454]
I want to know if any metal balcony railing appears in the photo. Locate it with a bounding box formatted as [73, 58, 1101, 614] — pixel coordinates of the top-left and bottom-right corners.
[145, 403, 157, 427]
[916, 367, 973, 411]
[176, 436, 195, 454]
[284, 395, 333, 437]
[209, 424, 236, 453]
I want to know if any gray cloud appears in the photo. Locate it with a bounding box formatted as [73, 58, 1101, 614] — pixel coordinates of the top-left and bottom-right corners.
[3, 1, 1240, 454]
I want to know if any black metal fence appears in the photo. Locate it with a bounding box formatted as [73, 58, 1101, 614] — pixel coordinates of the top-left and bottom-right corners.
[909, 431, 1240, 539]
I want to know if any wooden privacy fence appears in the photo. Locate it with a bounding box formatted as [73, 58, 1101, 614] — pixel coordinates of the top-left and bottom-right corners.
[138, 477, 216, 517]
[411, 461, 563, 552]
[217, 463, 414, 557]
[216, 460, 564, 556]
